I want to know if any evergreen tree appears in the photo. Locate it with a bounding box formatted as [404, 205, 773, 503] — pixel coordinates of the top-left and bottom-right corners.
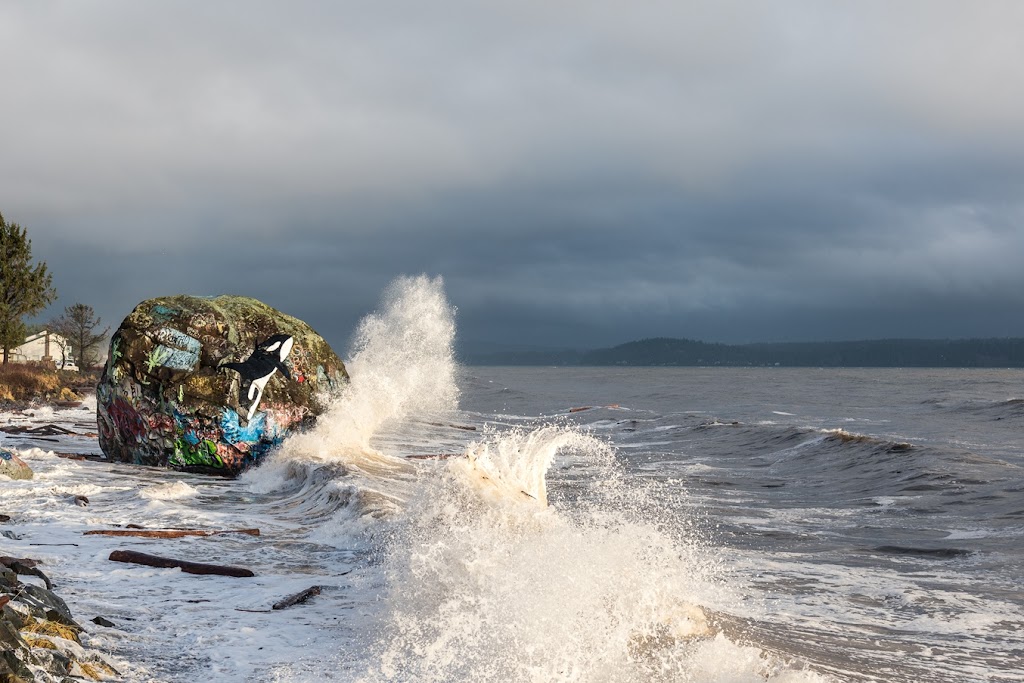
[50, 303, 109, 369]
[0, 213, 57, 364]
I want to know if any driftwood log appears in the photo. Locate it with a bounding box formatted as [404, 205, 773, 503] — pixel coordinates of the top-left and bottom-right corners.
[272, 585, 322, 610]
[108, 550, 255, 578]
[86, 528, 260, 539]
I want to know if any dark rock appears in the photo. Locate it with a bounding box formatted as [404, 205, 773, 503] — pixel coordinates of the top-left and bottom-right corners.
[0, 560, 49, 591]
[16, 586, 79, 632]
[0, 648, 33, 683]
[90, 616, 115, 628]
[0, 515, 11, 523]
[0, 450, 32, 481]
[1, 606, 25, 631]
[0, 564, 112, 683]
[96, 295, 347, 475]
[0, 568, 17, 590]
[28, 649, 70, 678]
[0, 617, 27, 651]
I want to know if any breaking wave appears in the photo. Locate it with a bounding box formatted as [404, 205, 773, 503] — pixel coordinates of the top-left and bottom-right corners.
[243, 274, 459, 516]
[353, 424, 828, 682]
[241, 276, 832, 681]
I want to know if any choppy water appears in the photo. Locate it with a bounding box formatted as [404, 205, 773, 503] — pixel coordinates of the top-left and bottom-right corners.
[2, 278, 1023, 682]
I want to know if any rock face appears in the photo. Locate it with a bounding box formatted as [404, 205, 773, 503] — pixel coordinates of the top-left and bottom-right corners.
[1, 556, 119, 681]
[0, 450, 32, 480]
[96, 295, 347, 475]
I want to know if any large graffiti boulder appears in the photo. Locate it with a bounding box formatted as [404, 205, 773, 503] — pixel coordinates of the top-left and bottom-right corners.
[96, 295, 347, 475]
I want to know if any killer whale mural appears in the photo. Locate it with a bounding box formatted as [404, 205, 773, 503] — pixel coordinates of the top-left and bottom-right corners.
[220, 334, 295, 421]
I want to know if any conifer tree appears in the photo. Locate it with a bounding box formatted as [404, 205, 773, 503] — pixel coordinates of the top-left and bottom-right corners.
[0, 213, 57, 364]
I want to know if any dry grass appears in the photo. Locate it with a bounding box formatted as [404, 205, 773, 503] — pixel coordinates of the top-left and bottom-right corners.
[21, 615, 81, 643]
[0, 363, 92, 403]
[78, 659, 119, 680]
[23, 634, 58, 650]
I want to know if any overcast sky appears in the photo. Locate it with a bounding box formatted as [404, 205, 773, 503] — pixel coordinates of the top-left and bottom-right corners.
[2, 1, 1023, 353]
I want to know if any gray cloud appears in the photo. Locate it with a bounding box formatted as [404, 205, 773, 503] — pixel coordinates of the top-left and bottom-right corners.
[3, 1, 1024, 353]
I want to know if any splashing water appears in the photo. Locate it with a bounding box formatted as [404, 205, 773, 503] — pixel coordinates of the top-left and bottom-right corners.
[239, 275, 831, 681]
[355, 424, 827, 683]
[302, 273, 458, 454]
[459, 425, 608, 505]
[245, 275, 458, 497]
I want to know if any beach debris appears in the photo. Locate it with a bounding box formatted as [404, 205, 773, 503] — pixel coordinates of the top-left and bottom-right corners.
[53, 400, 83, 408]
[0, 448, 33, 480]
[423, 421, 477, 431]
[97, 295, 348, 476]
[85, 527, 260, 539]
[568, 404, 620, 413]
[54, 452, 104, 461]
[108, 550, 255, 577]
[0, 424, 77, 436]
[272, 585, 322, 610]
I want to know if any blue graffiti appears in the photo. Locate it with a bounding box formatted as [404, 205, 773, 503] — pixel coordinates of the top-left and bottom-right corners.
[150, 328, 202, 371]
[151, 305, 181, 322]
[220, 408, 283, 446]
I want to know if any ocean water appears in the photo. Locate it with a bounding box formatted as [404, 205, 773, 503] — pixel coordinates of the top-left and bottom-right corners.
[2, 277, 1023, 682]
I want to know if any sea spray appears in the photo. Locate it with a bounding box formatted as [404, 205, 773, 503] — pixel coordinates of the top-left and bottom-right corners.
[242, 275, 460, 537]
[246, 275, 457, 473]
[459, 425, 612, 505]
[290, 273, 457, 455]
[354, 425, 819, 683]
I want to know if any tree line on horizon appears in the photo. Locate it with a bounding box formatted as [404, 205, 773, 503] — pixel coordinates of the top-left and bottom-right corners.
[464, 336, 1024, 368]
[0, 213, 109, 368]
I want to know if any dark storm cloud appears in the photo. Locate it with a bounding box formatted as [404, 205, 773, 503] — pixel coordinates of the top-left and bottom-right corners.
[3, 1, 1024, 352]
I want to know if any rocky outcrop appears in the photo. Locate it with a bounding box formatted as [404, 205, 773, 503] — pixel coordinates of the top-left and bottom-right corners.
[0, 450, 32, 481]
[0, 558, 119, 681]
[96, 295, 347, 475]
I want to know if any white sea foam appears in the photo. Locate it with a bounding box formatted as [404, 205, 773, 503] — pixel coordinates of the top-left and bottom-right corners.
[138, 481, 199, 500]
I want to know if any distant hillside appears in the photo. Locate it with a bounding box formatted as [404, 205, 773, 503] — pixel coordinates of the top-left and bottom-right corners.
[463, 337, 1024, 367]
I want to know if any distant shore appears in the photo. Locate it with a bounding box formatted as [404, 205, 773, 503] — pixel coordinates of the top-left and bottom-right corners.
[462, 336, 1024, 368]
